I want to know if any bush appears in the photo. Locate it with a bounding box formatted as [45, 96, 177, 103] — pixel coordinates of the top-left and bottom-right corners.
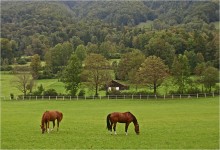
[78, 89, 85, 96]
[43, 89, 58, 96]
[17, 58, 27, 65]
[0, 65, 13, 71]
[10, 93, 14, 100]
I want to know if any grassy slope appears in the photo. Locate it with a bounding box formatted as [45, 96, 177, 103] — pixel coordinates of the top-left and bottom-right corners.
[1, 98, 219, 149]
[1, 72, 67, 97]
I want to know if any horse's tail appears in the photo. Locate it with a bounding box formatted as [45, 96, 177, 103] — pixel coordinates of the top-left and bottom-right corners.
[60, 112, 63, 121]
[106, 114, 111, 131]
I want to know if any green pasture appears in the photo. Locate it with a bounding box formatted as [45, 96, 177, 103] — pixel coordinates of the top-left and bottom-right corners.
[0, 71, 185, 98]
[1, 72, 67, 97]
[1, 98, 219, 149]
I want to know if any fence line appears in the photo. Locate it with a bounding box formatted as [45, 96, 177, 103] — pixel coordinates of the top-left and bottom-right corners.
[0, 92, 218, 101]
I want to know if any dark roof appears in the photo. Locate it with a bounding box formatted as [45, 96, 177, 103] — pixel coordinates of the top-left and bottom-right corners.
[107, 80, 128, 88]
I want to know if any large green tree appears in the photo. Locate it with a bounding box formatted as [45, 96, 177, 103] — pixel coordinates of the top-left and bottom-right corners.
[145, 36, 175, 67]
[201, 66, 219, 92]
[83, 53, 112, 96]
[45, 41, 74, 73]
[75, 44, 87, 61]
[137, 55, 169, 94]
[61, 54, 82, 96]
[117, 50, 145, 80]
[171, 54, 191, 93]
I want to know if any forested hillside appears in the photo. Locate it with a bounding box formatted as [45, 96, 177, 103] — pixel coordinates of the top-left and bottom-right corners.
[1, 1, 219, 96]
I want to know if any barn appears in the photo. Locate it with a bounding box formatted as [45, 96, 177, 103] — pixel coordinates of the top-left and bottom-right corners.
[107, 80, 129, 91]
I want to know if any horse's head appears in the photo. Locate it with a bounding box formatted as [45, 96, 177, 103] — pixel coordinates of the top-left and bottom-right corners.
[40, 125, 46, 134]
[135, 123, 140, 135]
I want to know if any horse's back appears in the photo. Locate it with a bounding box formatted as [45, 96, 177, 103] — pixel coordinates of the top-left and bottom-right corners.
[55, 111, 63, 121]
[110, 112, 132, 123]
[43, 110, 63, 121]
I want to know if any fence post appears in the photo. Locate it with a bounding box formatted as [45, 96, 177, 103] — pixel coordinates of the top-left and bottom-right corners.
[212, 92, 214, 97]
[49, 96, 50, 100]
[155, 95, 157, 99]
[164, 94, 165, 99]
[70, 96, 71, 100]
[140, 94, 141, 100]
[204, 93, 206, 98]
[63, 96, 64, 100]
[124, 95, 125, 99]
[132, 95, 133, 100]
[36, 96, 37, 100]
[197, 93, 198, 98]
[77, 96, 78, 100]
[180, 94, 181, 99]
[172, 95, 173, 99]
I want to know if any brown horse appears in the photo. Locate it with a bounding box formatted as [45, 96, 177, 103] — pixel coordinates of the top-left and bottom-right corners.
[106, 112, 139, 135]
[40, 110, 63, 134]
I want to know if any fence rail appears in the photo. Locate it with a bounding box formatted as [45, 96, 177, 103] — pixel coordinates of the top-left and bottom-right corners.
[0, 93, 218, 101]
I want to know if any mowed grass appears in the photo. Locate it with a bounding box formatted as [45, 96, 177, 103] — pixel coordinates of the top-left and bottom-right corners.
[1, 97, 219, 149]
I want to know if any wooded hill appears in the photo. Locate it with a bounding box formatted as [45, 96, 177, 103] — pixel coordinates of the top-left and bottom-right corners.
[1, 1, 219, 96]
[1, 1, 219, 67]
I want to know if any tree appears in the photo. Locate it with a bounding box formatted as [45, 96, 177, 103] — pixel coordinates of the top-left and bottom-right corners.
[1, 38, 17, 64]
[61, 54, 82, 96]
[13, 66, 34, 96]
[201, 66, 218, 92]
[30, 54, 41, 79]
[83, 53, 112, 96]
[117, 50, 145, 80]
[171, 54, 191, 93]
[137, 56, 169, 94]
[75, 44, 87, 61]
[145, 36, 175, 67]
[45, 42, 74, 74]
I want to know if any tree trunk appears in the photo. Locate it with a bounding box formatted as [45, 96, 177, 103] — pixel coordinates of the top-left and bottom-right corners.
[153, 82, 157, 94]
[95, 84, 98, 96]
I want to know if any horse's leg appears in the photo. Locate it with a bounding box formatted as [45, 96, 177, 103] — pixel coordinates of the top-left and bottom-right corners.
[51, 120, 55, 131]
[125, 123, 130, 135]
[46, 122, 49, 133]
[57, 120, 59, 132]
[113, 123, 117, 135]
[109, 122, 113, 134]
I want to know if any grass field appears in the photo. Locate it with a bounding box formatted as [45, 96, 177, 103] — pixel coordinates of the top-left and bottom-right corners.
[1, 97, 219, 149]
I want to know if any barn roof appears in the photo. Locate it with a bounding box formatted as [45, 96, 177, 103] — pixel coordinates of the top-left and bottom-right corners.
[107, 80, 129, 88]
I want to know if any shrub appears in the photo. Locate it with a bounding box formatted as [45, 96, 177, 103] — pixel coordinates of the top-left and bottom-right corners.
[43, 89, 58, 96]
[17, 58, 27, 65]
[10, 93, 14, 100]
[78, 89, 85, 96]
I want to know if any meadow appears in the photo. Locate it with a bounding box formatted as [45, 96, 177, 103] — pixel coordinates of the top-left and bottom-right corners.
[1, 97, 219, 149]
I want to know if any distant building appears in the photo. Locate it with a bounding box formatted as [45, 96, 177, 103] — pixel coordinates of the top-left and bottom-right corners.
[107, 80, 129, 91]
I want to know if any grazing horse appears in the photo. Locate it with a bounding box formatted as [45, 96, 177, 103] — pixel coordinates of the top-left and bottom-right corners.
[106, 112, 139, 135]
[40, 110, 63, 134]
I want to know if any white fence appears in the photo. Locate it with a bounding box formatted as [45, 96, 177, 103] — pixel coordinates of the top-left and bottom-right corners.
[0, 93, 218, 100]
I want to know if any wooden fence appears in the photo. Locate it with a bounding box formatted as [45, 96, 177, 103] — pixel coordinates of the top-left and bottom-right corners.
[0, 93, 218, 100]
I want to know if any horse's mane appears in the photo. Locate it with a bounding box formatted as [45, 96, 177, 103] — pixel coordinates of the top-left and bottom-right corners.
[41, 111, 49, 124]
[127, 112, 138, 124]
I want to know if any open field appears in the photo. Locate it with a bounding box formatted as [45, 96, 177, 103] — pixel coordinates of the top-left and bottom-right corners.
[1, 97, 219, 149]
